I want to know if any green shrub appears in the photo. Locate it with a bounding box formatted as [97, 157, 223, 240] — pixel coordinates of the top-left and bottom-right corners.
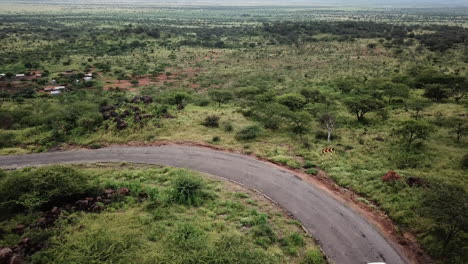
[235, 125, 261, 141]
[305, 168, 318, 175]
[89, 143, 102, 149]
[170, 173, 206, 206]
[281, 232, 305, 255]
[303, 161, 316, 169]
[222, 122, 234, 132]
[0, 166, 93, 213]
[301, 249, 325, 264]
[202, 115, 220, 128]
[462, 154, 468, 170]
[0, 131, 17, 148]
[212, 136, 221, 142]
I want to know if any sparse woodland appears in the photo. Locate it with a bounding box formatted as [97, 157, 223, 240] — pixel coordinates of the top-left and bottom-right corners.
[0, 5, 467, 264]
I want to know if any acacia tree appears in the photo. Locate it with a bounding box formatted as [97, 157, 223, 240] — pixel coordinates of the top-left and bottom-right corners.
[395, 120, 434, 150]
[282, 110, 312, 136]
[424, 84, 450, 102]
[406, 98, 431, 120]
[208, 89, 233, 107]
[276, 93, 306, 111]
[319, 113, 336, 142]
[251, 103, 289, 130]
[172, 92, 190, 109]
[420, 183, 467, 257]
[344, 96, 384, 122]
[381, 82, 410, 103]
[444, 117, 468, 142]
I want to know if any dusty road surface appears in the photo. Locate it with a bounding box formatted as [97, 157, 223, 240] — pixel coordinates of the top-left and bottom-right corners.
[0, 146, 408, 264]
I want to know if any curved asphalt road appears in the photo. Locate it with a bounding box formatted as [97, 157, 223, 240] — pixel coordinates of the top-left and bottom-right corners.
[0, 146, 408, 264]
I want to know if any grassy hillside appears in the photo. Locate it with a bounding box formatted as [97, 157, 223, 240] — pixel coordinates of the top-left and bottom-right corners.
[0, 164, 325, 264]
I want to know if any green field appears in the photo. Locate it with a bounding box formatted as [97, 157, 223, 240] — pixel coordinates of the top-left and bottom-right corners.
[0, 164, 325, 264]
[0, 3, 467, 264]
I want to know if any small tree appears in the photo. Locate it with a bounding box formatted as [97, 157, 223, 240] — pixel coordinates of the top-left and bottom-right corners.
[443, 117, 468, 142]
[172, 92, 190, 109]
[319, 113, 336, 142]
[395, 120, 434, 150]
[276, 93, 306, 111]
[282, 110, 312, 136]
[334, 78, 357, 94]
[300, 88, 325, 104]
[202, 115, 220, 128]
[420, 183, 467, 257]
[130, 79, 139, 87]
[451, 81, 467, 103]
[344, 96, 384, 122]
[424, 84, 450, 102]
[406, 98, 431, 120]
[208, 89, 233, 107]
[381, 82, 410, 103]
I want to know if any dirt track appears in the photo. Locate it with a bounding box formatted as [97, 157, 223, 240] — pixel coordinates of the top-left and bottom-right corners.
[0, 145, 410, 264]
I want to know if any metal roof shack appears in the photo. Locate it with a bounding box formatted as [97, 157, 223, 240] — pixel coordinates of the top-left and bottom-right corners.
[84, 76, 92, 82]
[15, 74, 25, 78]
[50, 91, 61, 95]
[54, 86, 66, 91]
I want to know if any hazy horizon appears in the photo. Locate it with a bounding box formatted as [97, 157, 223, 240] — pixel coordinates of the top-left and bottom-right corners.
[1, 0, 468, 8]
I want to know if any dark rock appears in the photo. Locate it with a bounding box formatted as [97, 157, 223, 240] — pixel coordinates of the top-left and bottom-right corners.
[10, 246, 20, 254]
[19, 238, 29, 246]
[406, 177, 427, 187]
[8, 254, 25, 264]
[121, 110, 130, 117]
[374, 136, 385, 142]
[50, 207, 61, 215]
[75, 199, 89, 210]
[116, 119, 127, 130]
[12, 225, 26, 235]
[35, 217, 47, 228]
[130, 96, 142, 103]
[142, 96, 153, 104]
[104, 189, 115, 196]
[117, 188, 130, 196]
[0, 247, 13, 263]
[138, 192, 149, 201]
[99, 105, 115, 113]
[134, 115, 142, 122]
[90, 204, 103, 212]
[102, 111, 112, 120]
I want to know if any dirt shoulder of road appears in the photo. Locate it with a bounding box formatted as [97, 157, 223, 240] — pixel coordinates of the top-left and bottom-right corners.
[54, 140, 431, 264]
